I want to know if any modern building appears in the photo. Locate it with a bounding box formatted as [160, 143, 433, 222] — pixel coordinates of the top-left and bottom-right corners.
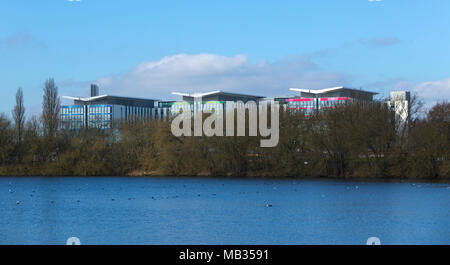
[172, 91, 264, 103]
[168, 91, 265, 115]
[270, 86, 377, 115]
[61, 84, 163, 130]
[273, 96, 317, 115]
[61, 84, 410, 130]
[61, 87, 266, 130]
[386, 91, 411, 126]
[289, 86, 377, 100]
[280, 86, 378, 113]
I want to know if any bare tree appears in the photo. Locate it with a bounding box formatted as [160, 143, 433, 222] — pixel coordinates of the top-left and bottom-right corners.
[42, 78, 60, 137]
[0, 113, 13, 166]
[12, 87, 26, 143]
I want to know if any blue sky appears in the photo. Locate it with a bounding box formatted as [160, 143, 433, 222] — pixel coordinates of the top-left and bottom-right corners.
[0, 0, 449, 116]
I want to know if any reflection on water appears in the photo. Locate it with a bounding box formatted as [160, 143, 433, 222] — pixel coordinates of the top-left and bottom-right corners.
[1, 177, 449, 245]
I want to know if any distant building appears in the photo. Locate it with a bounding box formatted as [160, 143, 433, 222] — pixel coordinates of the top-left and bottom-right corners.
[61, 84, 409, 130]
[386, 91, 411, 126]
[169, 91, 265, 115]
[273, 86, 378, 114]
[61, 84, 163, 130]
[273, 96, 317, 115]
[172, 91, 264, 103]
[289, 86, 377, 101]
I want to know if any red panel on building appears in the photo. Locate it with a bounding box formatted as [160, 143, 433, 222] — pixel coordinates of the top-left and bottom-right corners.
[286, 98, 315, 102]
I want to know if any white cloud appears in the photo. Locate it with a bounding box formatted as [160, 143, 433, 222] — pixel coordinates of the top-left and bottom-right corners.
[63, 53, 448, 108]
[95, 53, 352, 100]
[410, 78, 450, 103]
[365, 77, 450, 106]
[369, 77, 450, 109]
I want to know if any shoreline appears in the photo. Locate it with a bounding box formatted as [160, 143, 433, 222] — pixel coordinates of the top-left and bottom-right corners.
[1, 174, 449, 184]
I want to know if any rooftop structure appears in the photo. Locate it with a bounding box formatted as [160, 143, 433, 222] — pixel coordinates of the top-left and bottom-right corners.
[172, 91, 264, 103]
[61, 84, 165, 130]
[289, 86, 378, 101]
[63, 84, 159, 108]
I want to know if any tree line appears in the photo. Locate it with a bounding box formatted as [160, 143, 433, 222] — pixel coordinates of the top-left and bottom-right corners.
[0, 78, 448, 179]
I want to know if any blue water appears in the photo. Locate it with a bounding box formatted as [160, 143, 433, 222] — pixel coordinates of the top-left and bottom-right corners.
[0, 177, 449, 245]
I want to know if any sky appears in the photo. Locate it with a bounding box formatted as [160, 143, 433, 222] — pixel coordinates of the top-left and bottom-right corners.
[0, 0, 449, 117]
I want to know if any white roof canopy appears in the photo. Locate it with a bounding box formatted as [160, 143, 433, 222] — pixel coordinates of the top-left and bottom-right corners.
[171, 91, 222, 98]
[172, 90, 264, 98]
[289, 86, 378, 95]
[62, 95, 109, 101]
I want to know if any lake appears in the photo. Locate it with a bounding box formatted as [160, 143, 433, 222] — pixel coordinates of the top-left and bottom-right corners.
[1, 177, 449, 245]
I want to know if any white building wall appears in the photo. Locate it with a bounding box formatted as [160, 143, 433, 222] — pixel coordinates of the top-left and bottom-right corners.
[387, 91, 411, 127]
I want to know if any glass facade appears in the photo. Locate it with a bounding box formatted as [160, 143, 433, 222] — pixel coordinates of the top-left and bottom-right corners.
[285, 98, 316, 115]
[165, 101, 226, 116]
[276, 97, 316, 115]
[318, 97, 351, 110]
[61, 105, 86, 130]
[88, 105, 112, 129]
[201, 101, 224, 115]
[274, 96, 354, 114]
[61, 91, 370, 131]
[61, 104, 166, 130]
[168, 101, 193, 114]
